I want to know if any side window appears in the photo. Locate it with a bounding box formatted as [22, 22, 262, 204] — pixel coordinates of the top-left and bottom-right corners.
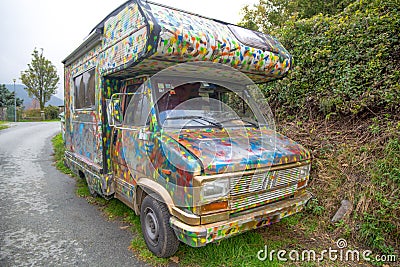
[124, 87, 151, 127]
[74, 69, 96, 109]
[73, 75, 82, 109]
[122, 84, 141, 116]
[137, 93, 150, 125]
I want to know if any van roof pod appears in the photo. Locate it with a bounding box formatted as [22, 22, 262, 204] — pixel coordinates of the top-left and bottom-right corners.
[63, 0, 293, 84]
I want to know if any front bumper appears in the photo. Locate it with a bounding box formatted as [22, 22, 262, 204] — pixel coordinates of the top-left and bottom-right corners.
[170, 190, 312, 247]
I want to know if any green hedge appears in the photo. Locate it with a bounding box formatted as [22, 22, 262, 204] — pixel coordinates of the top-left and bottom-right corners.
[263, 0, 400, 119]
[23, 106, 60, 120]
[44, 105, 60, 120]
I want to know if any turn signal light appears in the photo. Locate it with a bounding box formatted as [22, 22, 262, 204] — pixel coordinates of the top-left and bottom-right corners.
[201, 201, 228, 213]
[297, 179, 307, 189]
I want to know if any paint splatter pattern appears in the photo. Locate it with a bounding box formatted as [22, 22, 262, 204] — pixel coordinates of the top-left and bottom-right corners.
[147, 3, 291, 80]
[171, 195, 308, 247]
[167, 128, 310, 175]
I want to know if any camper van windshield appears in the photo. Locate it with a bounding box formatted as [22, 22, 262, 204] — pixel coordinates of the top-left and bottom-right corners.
[155, 82, 258, 129]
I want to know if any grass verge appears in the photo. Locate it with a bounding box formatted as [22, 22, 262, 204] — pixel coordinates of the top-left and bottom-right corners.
[277, 114, 400, 262]
[0, 121, 9, 130]
[51, 134, 73, 175]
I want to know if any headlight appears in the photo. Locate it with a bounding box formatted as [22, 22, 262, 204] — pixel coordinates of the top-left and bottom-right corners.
[299, 164, 311, 180]
[200, 178, 229, 202]
[297, 164, 311, 189]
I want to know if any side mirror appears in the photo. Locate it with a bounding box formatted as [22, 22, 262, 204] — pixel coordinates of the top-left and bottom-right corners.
[106, 96, 123, 127]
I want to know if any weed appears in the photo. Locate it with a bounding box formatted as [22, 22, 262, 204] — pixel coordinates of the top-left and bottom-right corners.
[306, 198, 325, 216]
[303, 218, 319, 235]
[178, 231, 282, 267]
[359, 138, 400, 254]
[130, 236, 169, 266]
[359, 213, 395, 255]
[281, 213, 301, 227]
[75, 178, 91, 197]
[104, 199, 134, 219]
[368, 118, 381, 135]
[334, 220, 352, 240]
[51, 134, 73, 175]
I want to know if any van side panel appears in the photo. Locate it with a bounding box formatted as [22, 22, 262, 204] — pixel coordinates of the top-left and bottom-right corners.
[64, 44, 103, 167]
[64, 43, 108, 196]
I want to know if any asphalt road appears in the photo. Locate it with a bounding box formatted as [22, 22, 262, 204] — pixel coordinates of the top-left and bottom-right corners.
[0, 122, 147, 266]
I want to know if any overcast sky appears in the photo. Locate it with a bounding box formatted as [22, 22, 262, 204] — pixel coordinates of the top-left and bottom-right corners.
[0, 0, 256, 98]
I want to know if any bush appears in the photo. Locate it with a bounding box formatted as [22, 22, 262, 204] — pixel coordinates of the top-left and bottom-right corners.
[23, 106, 60, 120]
[23, 109, 42, 120]
[44, 105, 60, 120]
[263, 0, 400, 119]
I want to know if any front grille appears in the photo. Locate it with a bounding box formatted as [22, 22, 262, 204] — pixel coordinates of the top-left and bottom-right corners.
[230, 166, 307, 211]
[230, 184, 297, 210]
[274, 167, 303, 187]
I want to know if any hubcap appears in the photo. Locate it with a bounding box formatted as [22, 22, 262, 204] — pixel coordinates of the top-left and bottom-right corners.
[144, 207, 159, 246]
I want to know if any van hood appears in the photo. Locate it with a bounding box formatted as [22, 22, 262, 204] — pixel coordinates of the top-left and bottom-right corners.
[166, 127, 310, 175]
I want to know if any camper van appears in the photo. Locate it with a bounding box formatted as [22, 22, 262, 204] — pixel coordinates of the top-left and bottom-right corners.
[63, 0, 312, 258]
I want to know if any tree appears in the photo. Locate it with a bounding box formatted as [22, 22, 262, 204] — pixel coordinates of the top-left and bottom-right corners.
[20, 48, 59, 111]
[0, 84, 23, 107]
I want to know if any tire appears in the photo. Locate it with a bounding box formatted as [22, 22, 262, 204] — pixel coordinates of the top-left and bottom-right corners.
[85, 177, 98, 197]
[140, 195, 179, 258]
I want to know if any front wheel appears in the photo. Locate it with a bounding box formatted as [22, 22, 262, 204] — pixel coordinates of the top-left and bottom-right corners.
[140, 195, 179, 258]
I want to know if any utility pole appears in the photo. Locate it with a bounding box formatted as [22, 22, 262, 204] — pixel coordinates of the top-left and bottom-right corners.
[13, 79, 17, 122]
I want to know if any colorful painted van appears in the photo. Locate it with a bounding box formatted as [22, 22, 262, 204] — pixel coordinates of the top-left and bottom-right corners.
[62, 0, 312, 258]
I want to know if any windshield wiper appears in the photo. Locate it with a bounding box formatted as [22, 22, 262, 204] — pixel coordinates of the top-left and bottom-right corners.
[165, 116, 223, 129]
[219, 118, 259, 128]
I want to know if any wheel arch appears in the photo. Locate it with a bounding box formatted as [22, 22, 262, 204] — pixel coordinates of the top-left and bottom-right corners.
[135, 178, 175, 215]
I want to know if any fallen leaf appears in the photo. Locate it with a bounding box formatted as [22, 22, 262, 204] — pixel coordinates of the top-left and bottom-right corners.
[170, 256, 179, 263]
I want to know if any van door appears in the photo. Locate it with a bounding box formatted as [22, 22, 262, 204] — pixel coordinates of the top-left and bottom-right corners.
[112, 85, 152, 205]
